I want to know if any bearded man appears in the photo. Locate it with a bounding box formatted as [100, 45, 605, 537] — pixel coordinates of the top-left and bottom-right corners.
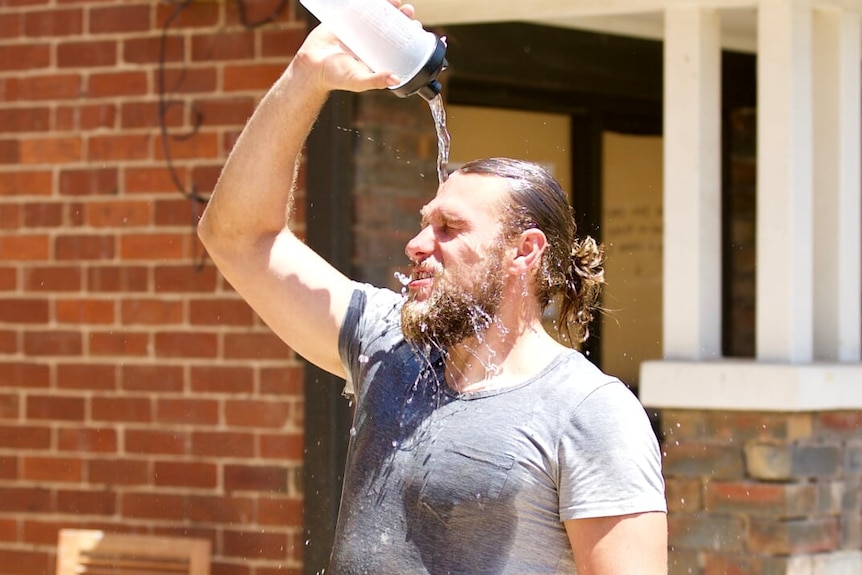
[198, 3, 668, 574]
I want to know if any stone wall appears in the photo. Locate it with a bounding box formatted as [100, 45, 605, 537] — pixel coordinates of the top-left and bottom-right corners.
[661, 409, 862, 575]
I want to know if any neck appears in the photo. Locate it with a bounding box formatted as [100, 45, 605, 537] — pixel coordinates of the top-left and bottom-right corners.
[443, 313, 566, 394]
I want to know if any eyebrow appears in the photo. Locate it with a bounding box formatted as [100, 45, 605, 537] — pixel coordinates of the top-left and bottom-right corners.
[419, 206, 466, 228]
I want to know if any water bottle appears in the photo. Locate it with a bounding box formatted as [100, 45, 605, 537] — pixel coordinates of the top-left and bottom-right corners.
[299, 0, 447, 101]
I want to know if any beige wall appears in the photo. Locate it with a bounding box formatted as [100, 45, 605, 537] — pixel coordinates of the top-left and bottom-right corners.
[601, 132, 664, 387]
[446, 105, 572, 192]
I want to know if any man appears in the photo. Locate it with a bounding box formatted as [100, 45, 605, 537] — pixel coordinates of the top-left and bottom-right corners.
[198, 3, 668, 573]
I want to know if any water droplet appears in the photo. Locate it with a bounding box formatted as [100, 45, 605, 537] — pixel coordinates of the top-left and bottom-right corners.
[358, 354, 369, 364]
[391, 440, 399, 447]
[349, 427, 357, 437]
[393, 271, 410, 286]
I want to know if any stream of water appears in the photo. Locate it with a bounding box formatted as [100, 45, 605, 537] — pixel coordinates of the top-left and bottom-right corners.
[428, 94, 450, 185]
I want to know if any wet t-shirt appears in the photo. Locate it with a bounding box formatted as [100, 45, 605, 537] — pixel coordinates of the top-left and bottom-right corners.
[333, 284, 666, 575]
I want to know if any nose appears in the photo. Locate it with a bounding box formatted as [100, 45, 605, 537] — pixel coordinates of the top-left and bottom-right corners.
[405, 226, 434, 264]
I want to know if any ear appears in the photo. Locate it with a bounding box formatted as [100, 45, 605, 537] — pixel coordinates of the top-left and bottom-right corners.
[507, 228, 547, 275]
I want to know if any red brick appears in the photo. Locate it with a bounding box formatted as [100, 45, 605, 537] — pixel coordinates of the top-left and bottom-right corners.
[189, 298, 253, 326]
[88, 133, 151, 161]
[224, 63, 284, 92]
[86, 200, 151, 228]
[190, 366, 254, 394]
[26, 395, 84, 421]
[24, 8, 83, 36]
[0, 424, 51, 450]
[0, 44, 50, 71]
[24, 331, 83, 357]
[0, 393, 18, 419]
[155, 331, 218, 359]
[120, 232, 188, 260]
[55, 103, 116, 131]
[23, 266, 82, 292]
[125, 166, 186, 194]
[193, 97, 256, 126]
[58, 40, 117, 68]
[663, 441, 745, 479]
[56, 363, 117, 391]
[89, 459, 150, 486]
[260, 366, 304, 396]
[90, 4, 151, 33]
[154, 264, 218, 292]
[748, 517, 839, 555]
[23, 202, 63, 227]
[0, 170, 52, 196]
[91, 397, 151, 423]
[22, 519, 79, 546]
[0, 331, 16, 356]
[222, 529, 288, 560]
[88, 71, 148, 98]
[120, 364, 185, 393]
[55, 298, 115, 324]
[120, 298, 183, 325]
[21, 456, 82, 482]
[190, 164, 222, 194]
[19, 136, 82, 164]
[260, 433, 304, 461]
[125, 429, 189, 455]
[225, 0, 293, 26]
[0, 298, 49, 323]
[0, 268, 16, 292]
[0, 364, 50, 389]
[224, 463, 288, 493]
[57, 489, 117, 515]
[0, 107, 50, 133]
[123, 35, 183, 64]
[59, 167, 118, 196]
[0, 234, 49, 260]
[261, 28, 306, 58]
[157, 398, 219, 426]
[121, 100, 184, 130]
[187, 495, 255, 523]
[57, 427, 117, 453]
[87, 265, 149, 292]
[55, 234, 115, 260]
[258, 496, 303, 527]
[154, 131, 218, 160]
[0, 548, 52, 575]
[0, 517, 16, 540]
[153, 197, 199, 227]
[122, 492, 186, 520]
[13, 73, 83, 101]
[225, 399, 291, 429]
[0, 13, 21, 40]
[191, 431, 254, 458]
[154, 461, 217, 488]
[88, 331, 150, 356]
[159, 66, 218, 94]
[0, 264, 16, 288]
[156, 2, 220, 28]
[224, 332, 289, 360]
[0, 204, 18, 229]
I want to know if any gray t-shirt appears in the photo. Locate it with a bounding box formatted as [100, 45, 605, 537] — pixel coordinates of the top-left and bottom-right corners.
[332, 284, 666, 575]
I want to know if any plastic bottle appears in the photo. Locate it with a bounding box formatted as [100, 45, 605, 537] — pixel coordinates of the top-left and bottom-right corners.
[299, 0, 447, 101]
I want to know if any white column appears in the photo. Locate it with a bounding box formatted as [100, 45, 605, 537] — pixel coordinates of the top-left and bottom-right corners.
[756, 0, 813, 362]
[662, 6, 721, 360]
[812, 9, 861, 361]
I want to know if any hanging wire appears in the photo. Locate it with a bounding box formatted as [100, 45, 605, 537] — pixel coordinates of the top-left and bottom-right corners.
[156, 0, 290, 269]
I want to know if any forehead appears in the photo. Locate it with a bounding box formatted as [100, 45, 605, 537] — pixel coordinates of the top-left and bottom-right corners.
[420, 172, 510, 224]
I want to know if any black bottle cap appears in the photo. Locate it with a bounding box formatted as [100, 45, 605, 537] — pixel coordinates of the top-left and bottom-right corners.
[391, 36, 448, 101]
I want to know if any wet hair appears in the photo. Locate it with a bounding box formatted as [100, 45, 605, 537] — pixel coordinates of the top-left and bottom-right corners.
[454, 158, 605, 344]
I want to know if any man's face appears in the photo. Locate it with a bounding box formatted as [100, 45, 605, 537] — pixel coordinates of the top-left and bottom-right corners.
[400, 173, 512, 350]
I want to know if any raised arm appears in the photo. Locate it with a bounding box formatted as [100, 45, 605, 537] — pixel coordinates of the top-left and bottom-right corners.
[197, 18, 403, 377]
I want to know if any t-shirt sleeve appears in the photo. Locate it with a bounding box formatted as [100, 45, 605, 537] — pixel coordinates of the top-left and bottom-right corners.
[337, 282, 403, 399]
[557, 381, 667, 521]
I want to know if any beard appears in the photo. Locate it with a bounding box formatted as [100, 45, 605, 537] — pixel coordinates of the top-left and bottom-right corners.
[400, 251, 506, 351]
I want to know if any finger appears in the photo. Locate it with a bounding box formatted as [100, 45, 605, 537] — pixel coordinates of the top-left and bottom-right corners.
[400, 3, 416, 18]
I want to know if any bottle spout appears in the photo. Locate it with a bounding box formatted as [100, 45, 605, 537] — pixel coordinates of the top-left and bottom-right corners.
[390, 37, 448, 100]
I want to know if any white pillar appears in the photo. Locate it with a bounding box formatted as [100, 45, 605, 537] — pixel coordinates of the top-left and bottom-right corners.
[662, 6, 722, 360]
[812, 9, 861, 361]
[756, 0, 813, 362]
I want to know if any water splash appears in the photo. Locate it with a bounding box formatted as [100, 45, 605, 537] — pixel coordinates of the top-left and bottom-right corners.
[428, 94, 450, 185]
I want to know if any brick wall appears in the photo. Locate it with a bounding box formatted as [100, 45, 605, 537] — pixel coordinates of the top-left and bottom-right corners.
[661, 409, 862, 575]
[0, 2, 308, 574]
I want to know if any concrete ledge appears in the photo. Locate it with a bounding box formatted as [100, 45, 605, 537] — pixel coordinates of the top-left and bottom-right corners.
[640, 359, 862, 411]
